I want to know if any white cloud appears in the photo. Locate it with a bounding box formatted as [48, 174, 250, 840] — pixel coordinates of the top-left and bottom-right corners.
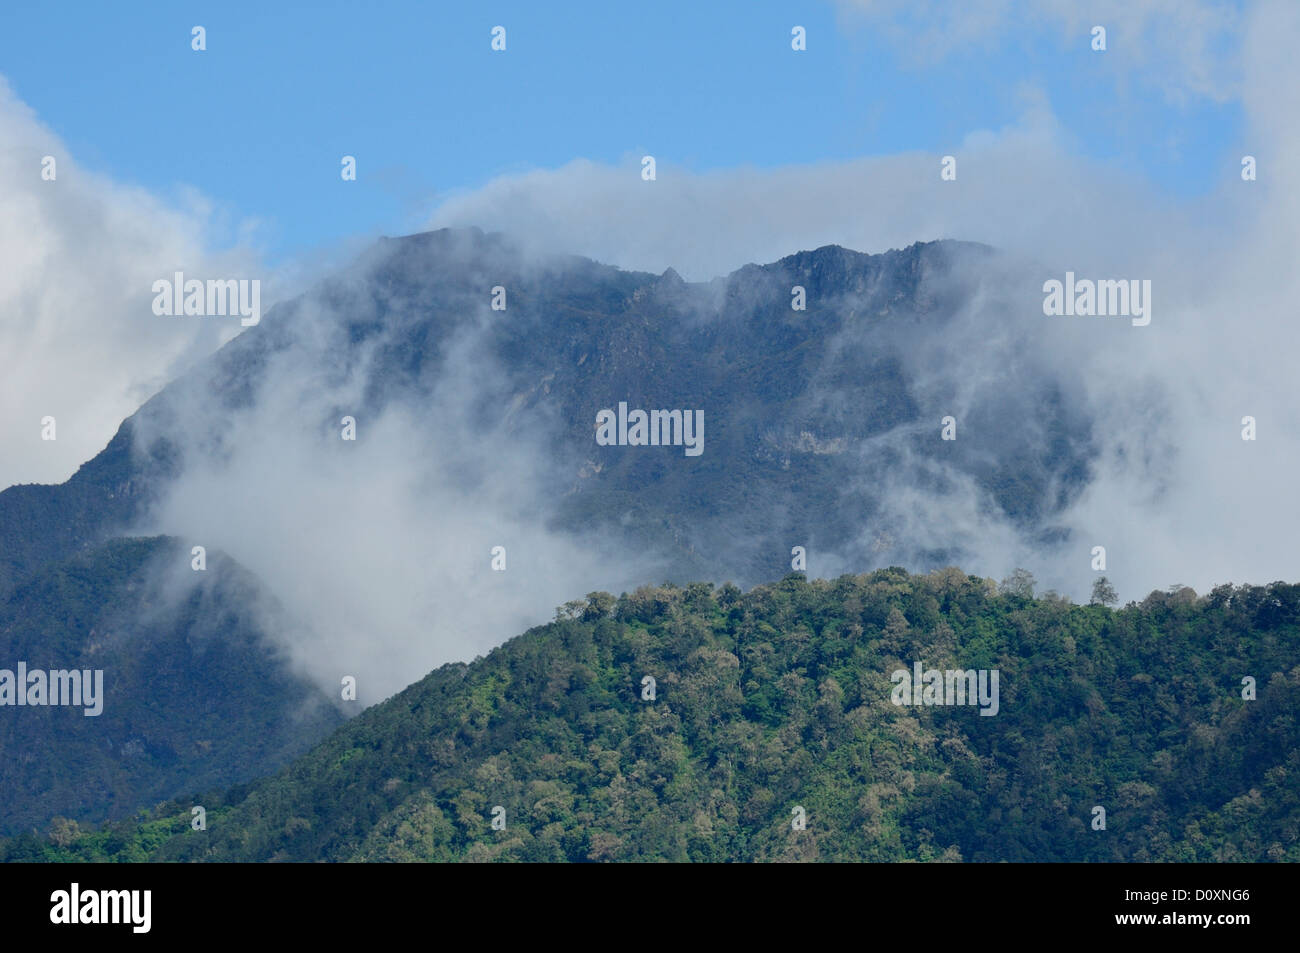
[421, 0, 1300, 605]
[426, 103, 1213, 283]
[832, 0, 1244, 103]
[0, 77, 260, 488]
[137, 286, 661, 703]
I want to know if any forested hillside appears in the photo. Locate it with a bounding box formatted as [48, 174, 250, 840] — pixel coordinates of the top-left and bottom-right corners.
[0, 537, 343, 835]
[7, 568, 1295, 862]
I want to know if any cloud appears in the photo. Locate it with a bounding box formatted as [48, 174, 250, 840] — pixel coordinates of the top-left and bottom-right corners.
[424, 99, 1219, 284]
[831, 0, 1244, 103]
[135, 262, 662, 704]
[0, 76, 260, 488]
[420, 0, 1300, 606]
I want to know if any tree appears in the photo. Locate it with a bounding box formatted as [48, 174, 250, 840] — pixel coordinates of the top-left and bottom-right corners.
[1090, 576, 1118, 607]
[582, 591, 616, 621]
[999, 568, 1036, 599]
[555, 599, 586, 621]
[48, 817, 80, 849]
[880, 607, 911, 653]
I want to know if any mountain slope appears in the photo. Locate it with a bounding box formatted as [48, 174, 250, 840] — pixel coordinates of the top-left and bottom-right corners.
[0, 536, 344, 835]
[0, 230, 1112, 841]
[15, 569, 1297, 862]
[0, 229, 1096, 598]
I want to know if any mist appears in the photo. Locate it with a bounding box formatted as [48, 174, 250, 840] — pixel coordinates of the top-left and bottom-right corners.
[130, 247, 665, 704]
[418, 1, 1300, 607]
[0, 77, 264, 488]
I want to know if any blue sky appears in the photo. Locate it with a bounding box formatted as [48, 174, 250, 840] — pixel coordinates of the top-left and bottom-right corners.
[0, 0, 1243, 264]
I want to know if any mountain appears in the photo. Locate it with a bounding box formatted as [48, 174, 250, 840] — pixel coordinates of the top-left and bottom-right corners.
[0, 228, 1095, 598]
[9, 569, 1296, 862]
[0, 228, 1106, 840]
[0, 536, 343, 835]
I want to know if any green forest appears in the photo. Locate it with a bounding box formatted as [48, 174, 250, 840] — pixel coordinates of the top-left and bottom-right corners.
[0, 536, 340, 835]
[3, 567, 1296, 862]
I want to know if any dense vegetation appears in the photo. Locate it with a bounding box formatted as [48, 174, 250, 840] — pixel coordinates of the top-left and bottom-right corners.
[7, 567, 1295, 862]
[0, 537, 343, 836]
